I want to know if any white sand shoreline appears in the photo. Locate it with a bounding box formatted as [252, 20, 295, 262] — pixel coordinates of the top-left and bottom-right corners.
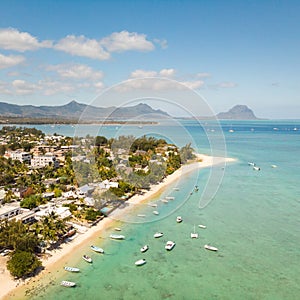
[1, 153, 236, 299]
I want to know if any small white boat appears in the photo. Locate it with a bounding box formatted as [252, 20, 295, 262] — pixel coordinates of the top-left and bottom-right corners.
[82, 255, 92, 263]
[191, 225, 198, 239]
[135, 258, 147, 266]
[161, 199, 168, 203]
[110, 234, 125, 240]
[64, 266, 80, 273]
[204, 244, 218, 251]
[140, 245, 149, 253]
[198, 224, 206, 229]
[194, 185, 199, 192]
[137, 214, 146, 217]
[248, 162, 255, 166]
[165, 196, 175, 200]
[114, 227, 122, 231]
[271, 164, 277, 168]
[90, 245, 104, 253]
[154, 232, 163, 238]
[165, 241, 176, 251]
[148, 203, 158, 207]
[253, 166, 261, 171]
[229, 129, 234, 133]
[153, 210, 159, 215]
[61, 280, 76, 287]
[173, 187, 180, 191]
[176, 216, 183, 223]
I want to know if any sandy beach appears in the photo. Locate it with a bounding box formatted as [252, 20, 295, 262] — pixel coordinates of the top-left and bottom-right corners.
[0, 154, 235, 299]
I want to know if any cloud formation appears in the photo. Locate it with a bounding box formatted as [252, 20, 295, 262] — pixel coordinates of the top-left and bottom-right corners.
[0, 28, 51, 51]
[100, 31, 155, 52]
[46, 63, 104, 80]
[0, 53, 25, 69]
[54, 35, 110, 60]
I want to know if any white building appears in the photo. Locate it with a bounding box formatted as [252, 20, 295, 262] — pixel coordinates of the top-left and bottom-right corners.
[31, 153, 59, 168]
[4, 150, 31, 163]
[0, 202, 21, 220]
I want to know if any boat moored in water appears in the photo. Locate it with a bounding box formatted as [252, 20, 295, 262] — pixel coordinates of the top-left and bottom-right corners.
[135, 258, 147, 266]
[90, 245, 104, 253]
[176, 216, 183, 223]
[154, 232, 164, 238]
[165, 241, 176, 251]
[140, 245, 149, 253]
[110, 234, 125, 240]
[64, 266, 80, 273]
[61, 280, 76, 287]
[82, 255, 92, 263]
[204, 244, 218, 251]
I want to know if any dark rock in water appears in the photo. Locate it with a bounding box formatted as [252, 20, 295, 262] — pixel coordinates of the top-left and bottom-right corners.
[217, 105, 259, 120]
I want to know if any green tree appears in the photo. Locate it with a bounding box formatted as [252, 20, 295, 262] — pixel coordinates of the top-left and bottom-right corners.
[7, 251, 41, 278]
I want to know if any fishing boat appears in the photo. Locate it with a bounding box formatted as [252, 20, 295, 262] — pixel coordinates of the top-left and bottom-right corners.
[110, 234, 125, 240]
[204, 244, 218, 251]
[165, 241, 176, 251]
[135, 258, 147, 266]
[176, 216, 183, 223]
[82, 254, 92, 263]
[140, 245, 149, 253]
[90, 245, 104, 253]
[153, 210, 159, 215]
[61, 280, 76, 287]
[154, 232, 163, 238]
[191, 225, 198, 239]
[198, 224, 206, 229]
[64, 266, 80, 273]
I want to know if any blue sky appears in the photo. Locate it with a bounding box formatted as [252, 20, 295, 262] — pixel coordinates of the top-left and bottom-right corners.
[0, 0, 299, 118]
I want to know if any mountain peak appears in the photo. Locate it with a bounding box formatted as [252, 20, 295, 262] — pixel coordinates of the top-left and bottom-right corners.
[217, 105, 258, 120]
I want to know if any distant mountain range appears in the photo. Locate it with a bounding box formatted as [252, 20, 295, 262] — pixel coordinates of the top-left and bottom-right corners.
[217, 105, 259, 120]
[0, 100, 169, 122]
[0, 101, 259, 122]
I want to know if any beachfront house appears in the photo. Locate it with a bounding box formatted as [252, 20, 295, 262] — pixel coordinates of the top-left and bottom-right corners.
[0, 202, 22, 220]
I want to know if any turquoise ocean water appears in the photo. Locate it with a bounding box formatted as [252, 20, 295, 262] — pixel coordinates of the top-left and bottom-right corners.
[4, 120, 300, 300]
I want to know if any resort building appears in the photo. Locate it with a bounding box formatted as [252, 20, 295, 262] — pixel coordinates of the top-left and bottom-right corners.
[0, 202, 22, 220]
[4, 150, 31, 163]
[31, 153, 60, 168]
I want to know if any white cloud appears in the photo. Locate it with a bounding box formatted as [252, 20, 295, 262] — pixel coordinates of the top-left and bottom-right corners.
[12, 79, 39, 95]
[46, 63, 103, 81]
[100, 31, 155, 52]
[0, 53, 25, 69]
[159, 68, 176, 77]
[153, 38, 168, 49]
[130, 69, 158, 78]
[196, 72, 211, 78]
[130, 68, 176, 79]
[54, 35, 110, 60]
[218, 82, 237, 88]
[0, 28, 51, 51]
[180, 80, 204, 89]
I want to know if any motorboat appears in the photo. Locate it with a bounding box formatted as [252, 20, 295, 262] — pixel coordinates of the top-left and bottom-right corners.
[114, 227, 122, 231]
[191, 225, 198, 238]
[165, 241, 176, 251]
[165, 196, 175, 200]
[253, 166, 261, 171]
[64, 266, 80, 273]
[176, 216, 183, 223]
[61, 280, 76, 287]
[248, 162, 255, 166]
[90, 245, 104, 253]
[198, 224, 206, 229]
[153, 210, 159, 215]
[140, 245, 149, 253]
[110, 234, 125, 240]
[204, 244, 218, 251]
[82, 255, 92, 263]
[135, 258, 147, 266]
[154, 232, 163, 238]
